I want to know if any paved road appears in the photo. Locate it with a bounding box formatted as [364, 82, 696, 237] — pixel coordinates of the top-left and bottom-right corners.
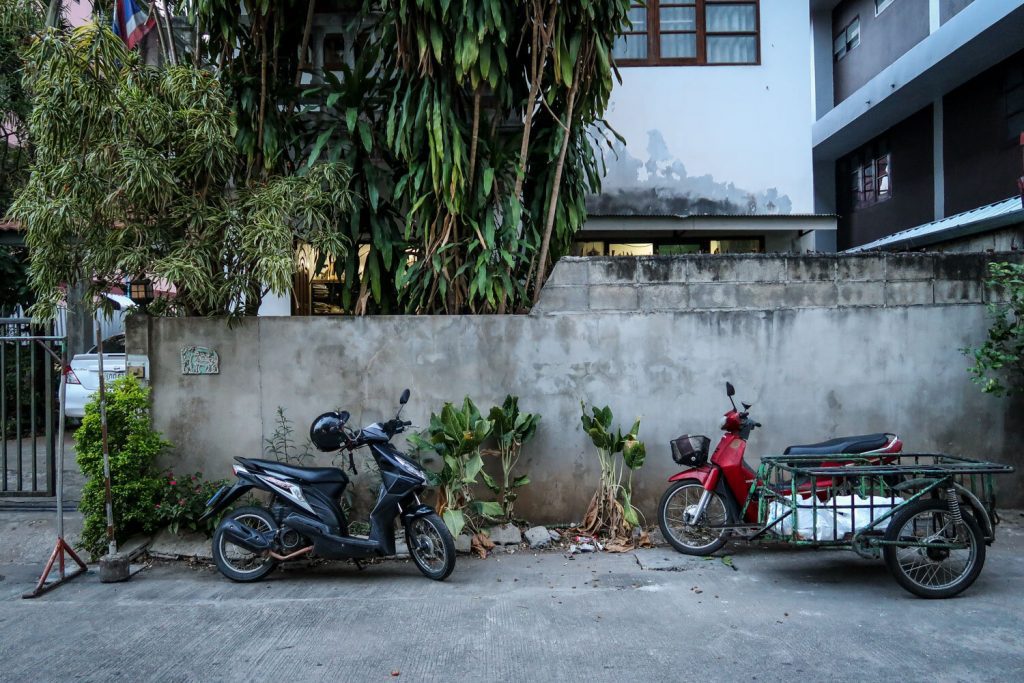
[2, 515, 1023, 682]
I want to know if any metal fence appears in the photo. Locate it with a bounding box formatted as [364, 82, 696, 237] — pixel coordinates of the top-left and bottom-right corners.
[1, 318, 60, 496]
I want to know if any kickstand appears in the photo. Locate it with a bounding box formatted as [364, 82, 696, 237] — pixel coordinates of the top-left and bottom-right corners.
[353, 559, 365, 571]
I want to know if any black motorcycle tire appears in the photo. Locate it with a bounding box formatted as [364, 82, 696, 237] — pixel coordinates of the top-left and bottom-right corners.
[882, 497, 985, 599]
[212, 506, 279, 583]
[658, 481, 734, 556]
[405, 513, 456, 581]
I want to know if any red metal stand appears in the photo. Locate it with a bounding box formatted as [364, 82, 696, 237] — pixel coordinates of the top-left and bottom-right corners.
[22, 536, 88, 599]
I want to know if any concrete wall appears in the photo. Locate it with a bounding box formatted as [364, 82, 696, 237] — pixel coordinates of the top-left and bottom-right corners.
[132, 252, 1024, 523]
[832, 0, 930, 105]
[590, 0, 813, 218]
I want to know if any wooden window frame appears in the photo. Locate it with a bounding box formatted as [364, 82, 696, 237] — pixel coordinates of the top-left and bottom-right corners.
[849, 152, 892, 211]
[616, 0, 761, 68]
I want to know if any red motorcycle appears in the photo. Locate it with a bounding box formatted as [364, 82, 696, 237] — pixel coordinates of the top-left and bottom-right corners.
[657, 382, 902, 555]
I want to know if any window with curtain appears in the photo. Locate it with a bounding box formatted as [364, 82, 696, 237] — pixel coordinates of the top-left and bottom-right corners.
[613, 0, 759, 66]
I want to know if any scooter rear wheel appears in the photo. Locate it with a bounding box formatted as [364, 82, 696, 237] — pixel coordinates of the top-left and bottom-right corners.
[212, 506, 279, 582]
[658, 482, 732, 556]
[406, 513, 456, 581]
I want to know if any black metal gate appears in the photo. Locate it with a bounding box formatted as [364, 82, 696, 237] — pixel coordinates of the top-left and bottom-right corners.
[1, 319, 60, 496]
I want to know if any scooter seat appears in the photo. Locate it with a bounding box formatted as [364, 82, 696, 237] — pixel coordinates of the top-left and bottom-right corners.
[238, 458, 348, 484]
[783, 433, 890, 456]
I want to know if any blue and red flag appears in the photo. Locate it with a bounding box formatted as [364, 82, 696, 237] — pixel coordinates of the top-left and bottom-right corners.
[112, 0, 156, 50]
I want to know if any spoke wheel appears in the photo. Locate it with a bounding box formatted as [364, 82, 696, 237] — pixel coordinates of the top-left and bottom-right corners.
[406, 513, 456, 581]
[883, 498, 985, 599]
[658, 481, 732, 556]
[212, 506, 278, 582]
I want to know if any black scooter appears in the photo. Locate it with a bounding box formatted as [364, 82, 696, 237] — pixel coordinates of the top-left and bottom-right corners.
[199, 389, 456, 581]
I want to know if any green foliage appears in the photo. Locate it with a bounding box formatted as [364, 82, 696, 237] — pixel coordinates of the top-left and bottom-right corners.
[0, 0, 46, 214]
[408, 396, 495, 536]
[265, 406, 314, 465]
[10, 22, 354, 320]
[484, 395, 539, 522]
[197, 0, 631, 314]
[579, 402, 645, 537]
[965, 262, 1024, 396]
[154, 470, 228, 536]
[75, 375, 170, 556]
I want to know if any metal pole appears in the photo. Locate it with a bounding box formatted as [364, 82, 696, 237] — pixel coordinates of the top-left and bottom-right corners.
[56, 344, 68, 576]
[95, 320, 117, 558]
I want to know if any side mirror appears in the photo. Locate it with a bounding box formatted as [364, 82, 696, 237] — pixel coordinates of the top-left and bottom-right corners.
[400, 389, 410, 405]
[726, 382, 735, 397]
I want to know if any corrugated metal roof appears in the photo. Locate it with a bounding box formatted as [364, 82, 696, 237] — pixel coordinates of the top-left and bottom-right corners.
[846, 195, 1024, 252]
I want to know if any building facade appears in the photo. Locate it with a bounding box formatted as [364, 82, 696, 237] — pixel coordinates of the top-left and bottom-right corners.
[581, 0, 837, 256]
[811, 0, 1024, 251]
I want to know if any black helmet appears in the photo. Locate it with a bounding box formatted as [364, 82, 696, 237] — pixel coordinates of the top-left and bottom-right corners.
[310, 411, 350, 452]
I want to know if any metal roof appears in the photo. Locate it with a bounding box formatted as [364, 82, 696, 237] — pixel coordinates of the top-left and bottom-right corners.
[845, 196, 1024, 252]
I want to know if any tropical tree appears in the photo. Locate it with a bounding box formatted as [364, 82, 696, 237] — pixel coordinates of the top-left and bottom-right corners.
[194, 0, 632, 314]
[10, 22, 354, 319]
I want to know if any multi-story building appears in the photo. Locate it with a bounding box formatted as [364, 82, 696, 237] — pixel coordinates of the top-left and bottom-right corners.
[811, 0, 1024, 252]
[580, 0, 838, 256]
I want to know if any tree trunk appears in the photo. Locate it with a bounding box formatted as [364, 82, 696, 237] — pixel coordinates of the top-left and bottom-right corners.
[531, 76, 580, 303]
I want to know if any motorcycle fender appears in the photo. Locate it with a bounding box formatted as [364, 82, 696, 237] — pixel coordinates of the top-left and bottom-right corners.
[667, 465, 714, 485]
[198, 482, 253, 523]
[400, 503, 436, 524]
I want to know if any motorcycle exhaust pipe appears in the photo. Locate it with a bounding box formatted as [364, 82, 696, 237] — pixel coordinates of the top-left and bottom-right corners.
[221, 519, 273, 554]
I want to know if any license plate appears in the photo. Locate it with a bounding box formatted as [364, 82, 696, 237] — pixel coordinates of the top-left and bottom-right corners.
[104, 371, 124, 382]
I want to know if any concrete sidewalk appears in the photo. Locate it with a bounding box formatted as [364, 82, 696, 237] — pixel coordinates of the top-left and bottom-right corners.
[2, 513, 1022, 682]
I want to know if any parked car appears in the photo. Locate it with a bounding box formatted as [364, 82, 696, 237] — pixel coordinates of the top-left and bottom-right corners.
[63, 333, 127, 418]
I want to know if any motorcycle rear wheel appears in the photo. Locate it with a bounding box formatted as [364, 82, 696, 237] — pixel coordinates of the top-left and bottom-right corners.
[406, 513, 456, 581]
[212, 506, 279, 582]
[658, 482, 732, 556]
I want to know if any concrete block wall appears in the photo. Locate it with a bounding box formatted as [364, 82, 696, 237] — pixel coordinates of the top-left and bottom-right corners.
[134, 252, 1024, 523]
[535, 252, 1017, 313]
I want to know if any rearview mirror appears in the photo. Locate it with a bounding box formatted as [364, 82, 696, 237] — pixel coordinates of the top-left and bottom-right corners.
[726, 382, 735, 397]
[400, 389, 410, 405]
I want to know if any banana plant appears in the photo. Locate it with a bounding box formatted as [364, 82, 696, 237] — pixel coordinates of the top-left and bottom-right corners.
[484, 395, 540, 522]
[580, 403, 646, 538]
[407, 397, 498, 537]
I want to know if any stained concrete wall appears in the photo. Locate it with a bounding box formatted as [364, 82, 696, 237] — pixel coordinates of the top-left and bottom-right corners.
[131, 252, 1024, 522]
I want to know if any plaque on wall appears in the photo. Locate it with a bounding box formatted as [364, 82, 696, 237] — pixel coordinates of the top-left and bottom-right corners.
[181, 346, 220, 375]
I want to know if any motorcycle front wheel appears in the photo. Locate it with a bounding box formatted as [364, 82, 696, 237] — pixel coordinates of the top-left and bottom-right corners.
[405, 513, 456, 581]
[658, 482, 733, 555]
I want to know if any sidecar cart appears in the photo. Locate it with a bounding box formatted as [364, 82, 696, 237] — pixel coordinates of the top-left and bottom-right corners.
[743, 454, 1014, 598]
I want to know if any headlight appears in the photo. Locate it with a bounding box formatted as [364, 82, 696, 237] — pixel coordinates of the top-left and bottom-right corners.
[719, 416, 728, 430]
[394, 455, 426, 481]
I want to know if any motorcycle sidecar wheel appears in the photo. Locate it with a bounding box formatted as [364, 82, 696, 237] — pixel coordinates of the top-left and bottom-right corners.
[883, 497, 985, 599]
[406, 513, 456, 581]
[658, 481, 733, 556]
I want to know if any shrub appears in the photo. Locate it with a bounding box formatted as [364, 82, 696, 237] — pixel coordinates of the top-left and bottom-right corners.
[965, 262, 1024, 396]
[408, 397, 500, 537]
[579, 403, 646, 539]
[153, 471, 228, 536]
[75, 375, 169, 556]
[484, 396, 540, 523]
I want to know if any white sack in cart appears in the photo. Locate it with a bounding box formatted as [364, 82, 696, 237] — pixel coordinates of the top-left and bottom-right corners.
[766, 495, 904, 541]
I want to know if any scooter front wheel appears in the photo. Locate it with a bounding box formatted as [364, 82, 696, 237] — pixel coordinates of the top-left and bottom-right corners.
[406, 513, 456, 581]
[658, 482, 732, 556]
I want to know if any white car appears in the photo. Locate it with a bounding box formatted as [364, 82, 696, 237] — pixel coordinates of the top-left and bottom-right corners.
[64, 333, 127, 418]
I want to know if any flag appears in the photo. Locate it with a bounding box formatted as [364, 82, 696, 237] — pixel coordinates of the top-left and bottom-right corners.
[113, 0, 156, 50]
